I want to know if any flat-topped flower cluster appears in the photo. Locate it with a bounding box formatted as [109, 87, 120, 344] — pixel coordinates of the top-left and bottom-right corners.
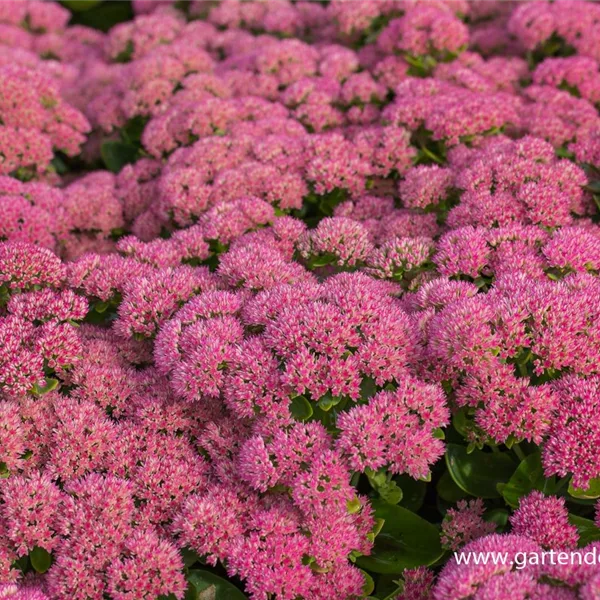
[1, 1, 600, 599]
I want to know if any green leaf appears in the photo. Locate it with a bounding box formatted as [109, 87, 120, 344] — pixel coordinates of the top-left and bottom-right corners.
[484, 508, 509, 531]
[436, 470, 468, 503]
[432, 428, 445, 440]
[452, 407, 473, 439]
[585, 181, 600, 194]
[32, 378, 59, 396]
[14, 555, 30, 573]
[94, 301, 110, 313]
[68, 0, 133, 32]
[445, 443, 516, 499]
[356, 501, 443, 574]
[181, 548, 202, 568]
[569, 514, 600, 546]
[372, 517, 385, 538]
[187, 570, 248, 600]
[61, 0, 102, 11]
[308, 253, 336, 268]
[316, 187, 348, 216]
[396, 475, 427, 513]
[556, 146, 576, 160]
[30, 547, 52, 574]
[121, 115, 148, 144]
[366, 468, 403, 505]
[359, 377, 378, 402]
[501, 452, 551, 508]
[569, 478, 600, 500]
[316, 393, 343, 412]
[51, 154, 69, 175]
[289, 396, 313, 421]
[378, 481, 403, 505]
[101, 141, 139, 173]
[347, 497, 362, 514]
[361, 570, 375, 597]
[373, 575, 404, 600]
[418, 145, 444, 165]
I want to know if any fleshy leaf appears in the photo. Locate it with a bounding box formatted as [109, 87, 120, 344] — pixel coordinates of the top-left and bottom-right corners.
[446, 444, 516, 499]
[356, 501, 443, 574]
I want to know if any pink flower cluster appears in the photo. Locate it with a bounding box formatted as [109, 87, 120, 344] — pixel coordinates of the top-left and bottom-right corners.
[0, 64, 89, 180]
[0, 1, 599, 599]
[433, 491, 591, 599]
[508, 0, 600, 60]
[420, 274, 600, 456]
[441, 498, 496, 551]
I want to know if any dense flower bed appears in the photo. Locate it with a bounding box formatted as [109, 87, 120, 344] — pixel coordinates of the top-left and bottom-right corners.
[1, 1, 600, 599]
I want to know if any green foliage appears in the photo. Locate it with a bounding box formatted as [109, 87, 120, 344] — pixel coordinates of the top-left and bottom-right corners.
[500, 452, 555, 508]
[61, 0, 102, 11]
[101, 140, 139, 173]
[437, 470, 468, 503]
[569, 515, 600, 547]
[31, 378, 59, 396]
[366, 468, 403, 505]
[181, 548, 203, 569]
[289, 395, 314, 421]
[568, 478, 600, 500]
[30, 547, 52, 574]
[485, 508, 509, 531]
[445, 443, 516, 499]
[372, 575, 404, 600]
[356, 501, 443, 574]
[66, 1, 133, 32]
[186, 570, 248, 600]
[396, 475, 427, 513]
[294, 187, 348, 227]
[360, 570, 375, 597]
[526, 33, 576, 68]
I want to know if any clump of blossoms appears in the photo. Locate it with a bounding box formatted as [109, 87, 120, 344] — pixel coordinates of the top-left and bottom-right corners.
[336, 377, 449, 480]
[86, 18, 217, 133]
[421, 273, 600, 450]
[0, 1, 84, 77]
[433, 52, 528, 94]
[175, 442, 375, 599]
[400, 567, 436, 600]
[377, 4, 469, 67]
[446, 136, 591, 229]
[256, 272, 423, 404]
[532, 56, 600, 104]
[149, 262, 448, 595]
[441, 499, 496, 551]
[149, 277, 380, 598]
[115, 265, 219, 339]
[433, 534, 600, 599]
[297, 217, 374, 269]
[0, 318, 205, 599]
[508, 0, 600, 61]
[432, 224, 600, 285]
[0, 244, 86, 402]
[365, 235, 435, 289]
[0, 65, 90, 180]
[509, 491, 579, 550]
[383, 77, 522, 151]
[334, 195, 440, 244]
[521, 85, 600, 149]
[542, 375, 600, 491]
[0, 177, 63, 250]
[2, 1, 600, 599]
